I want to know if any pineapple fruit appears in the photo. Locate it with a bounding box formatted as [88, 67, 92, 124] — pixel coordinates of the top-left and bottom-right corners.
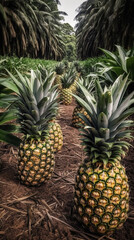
[48, 120, 63, 152]
[73, 75, 134, 234]
[72, 77, 94, 128]
[72, 106, 90, 128]
[8, 68, 62, 186]
[54, 62, 65, 90]
[60, 67, 77, 105]
[69, 67, 79, 94]
[18, 138, 54, 186]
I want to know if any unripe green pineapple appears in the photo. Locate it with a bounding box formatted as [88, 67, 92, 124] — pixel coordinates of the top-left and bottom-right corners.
[73, 75, 134, 234]
[8, 68, 62, 186]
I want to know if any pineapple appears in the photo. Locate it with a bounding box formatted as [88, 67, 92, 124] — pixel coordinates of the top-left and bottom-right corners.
[68, 67, 78, 94]
[54, 62, 65, 90]
[36, 66, 63, 153]
[72, 106, 90, 128]
[60, 67, 77, 105]
[48, 120, 63, 152]
[8, 69, 61, 186]
[72, 77, 94, 128]
[73, 75, 134, 234]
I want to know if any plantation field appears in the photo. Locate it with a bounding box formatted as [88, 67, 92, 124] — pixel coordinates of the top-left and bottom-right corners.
[0, 100, 134, 240]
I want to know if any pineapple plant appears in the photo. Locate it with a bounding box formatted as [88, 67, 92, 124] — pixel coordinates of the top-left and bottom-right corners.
[72, 76, 94, 128]
[60, 67, 77, 105]
[35, 66, 63, 153]
[73, 75, 134, 234]
[68, 67, 78, 94]
[73, 61, 83, 77]
[54, 62, 65, 90]
[8, 69, 62, 186]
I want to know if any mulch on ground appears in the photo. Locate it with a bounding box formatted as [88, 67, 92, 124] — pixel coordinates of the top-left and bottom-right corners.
[0, 100, 134, 240]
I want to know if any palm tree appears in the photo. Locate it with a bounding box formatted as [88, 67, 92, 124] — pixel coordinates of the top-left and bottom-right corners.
[0, 0, 66, 60]
[75, 0, 134, 59]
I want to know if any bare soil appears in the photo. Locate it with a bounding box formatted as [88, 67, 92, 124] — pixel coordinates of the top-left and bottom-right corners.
[0, 100, 134, 240]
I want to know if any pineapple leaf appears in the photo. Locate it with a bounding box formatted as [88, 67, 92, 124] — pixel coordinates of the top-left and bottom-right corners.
[115, 45, 127, 72]
[0, 129, 21, 146]
[99, 48, 120, 65]
[110, 92, 134, 121]
[0, 110, 16, 124]
[112, 75, 128, 112]
[0, 124, 20, 132]
[109, 107, 134, 129]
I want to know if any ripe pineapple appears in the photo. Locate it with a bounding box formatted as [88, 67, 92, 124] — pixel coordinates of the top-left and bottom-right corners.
[60, 67, 77, 105]
[72, 77, 94, 128]
[68, 67, 78, 94]
[48, 120, 63, 152]
[36, 66, 63, 153]
[73, 75, 134, 234]
[54, 62, 65, 90]
[72, 106, 90, 128]
[8, 69, 61, 186]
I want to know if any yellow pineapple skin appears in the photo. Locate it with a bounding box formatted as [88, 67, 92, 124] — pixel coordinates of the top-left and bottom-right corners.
[60, 88, 72, 105]
[48, 121, 63, 152]
[54, 75, 62, 90]
[72, 106, 91, 128]
[18, 138, 55, 186]
[74, 160, 129, 234]
[69, 80, 77, 94]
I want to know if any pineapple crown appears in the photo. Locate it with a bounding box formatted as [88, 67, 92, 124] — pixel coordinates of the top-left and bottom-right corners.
[37, 65, 55, 82]
[61, 67, 77, 89]
[63, 60, 69, 70]
[7, 69, 59, 139]
[72, 61, 83, 73]
[73, 75, 134, 166]
[55, 62, 65, 75]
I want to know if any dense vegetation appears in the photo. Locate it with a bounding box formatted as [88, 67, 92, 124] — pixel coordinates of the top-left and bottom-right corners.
[0, 0, 67, 60]
[75, 0, 134, 59]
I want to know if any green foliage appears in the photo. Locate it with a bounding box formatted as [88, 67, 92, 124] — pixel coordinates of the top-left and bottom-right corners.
[0, 56, 57, 76]
[76, 76, 95, 104]
[0, 110, 21, 146]
[75, 0, 134, 59]
[0, 0, 66, 60]
[80, 56, 105, 76]
[99, 45, 134, 81]
[61, 23, 76, 62]
[83, 46, 134, 88]
[79, 46, 134, 91]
